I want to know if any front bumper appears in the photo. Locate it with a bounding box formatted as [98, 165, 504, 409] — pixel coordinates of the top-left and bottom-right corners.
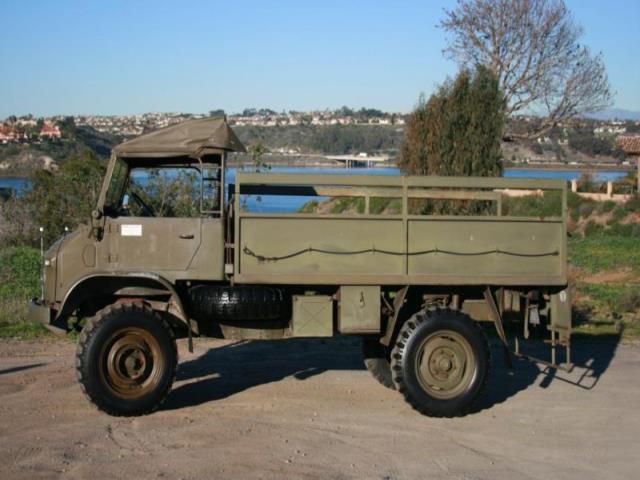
[28, 299, 65, 335]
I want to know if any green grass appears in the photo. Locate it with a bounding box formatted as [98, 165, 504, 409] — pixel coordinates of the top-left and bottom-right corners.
[0, 246, 41, 301]
[579, 283, 640, 313]
[569, 235, 640, 273]
[0, 321, 49, 339]
[0, 247, 50, 339]
[502, 190, 563, 218]
[573, 283, 640, 341]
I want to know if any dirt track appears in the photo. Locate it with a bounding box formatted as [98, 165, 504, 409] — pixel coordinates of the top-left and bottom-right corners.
[0, 336, 639, 480]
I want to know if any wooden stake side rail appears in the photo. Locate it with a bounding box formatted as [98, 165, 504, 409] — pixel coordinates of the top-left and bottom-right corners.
[232, 173, 568, 287]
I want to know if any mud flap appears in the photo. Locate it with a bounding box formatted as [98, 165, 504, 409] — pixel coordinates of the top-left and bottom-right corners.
[549, 289, 572, 368]
[514, 289, 573, 371]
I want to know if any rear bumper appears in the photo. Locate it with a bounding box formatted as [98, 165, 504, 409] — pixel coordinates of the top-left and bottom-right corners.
[28, 299, 65, 335]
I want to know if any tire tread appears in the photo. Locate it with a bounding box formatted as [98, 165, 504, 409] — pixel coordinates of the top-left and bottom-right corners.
[75, 302, 177, 416]
[390, 308, 490, 417]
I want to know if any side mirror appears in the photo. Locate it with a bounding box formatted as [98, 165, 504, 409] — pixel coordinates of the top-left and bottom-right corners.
[122, 194, 130, 209]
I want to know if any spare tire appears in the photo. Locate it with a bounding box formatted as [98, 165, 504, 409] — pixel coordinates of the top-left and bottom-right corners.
[188, 285, 290, 322]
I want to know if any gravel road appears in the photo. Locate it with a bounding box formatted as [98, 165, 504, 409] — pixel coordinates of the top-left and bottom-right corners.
[0, 336, 638, 480]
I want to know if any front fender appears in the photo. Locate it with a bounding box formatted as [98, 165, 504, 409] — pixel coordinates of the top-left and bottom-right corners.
[56, 271, 190, 330]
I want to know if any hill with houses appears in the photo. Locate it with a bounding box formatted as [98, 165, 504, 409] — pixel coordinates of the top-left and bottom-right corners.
[1, 109, 640, 176]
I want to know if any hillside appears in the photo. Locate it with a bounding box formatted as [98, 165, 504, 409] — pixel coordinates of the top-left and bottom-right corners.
[233, 124, 404, 156]
[1, 119, 633, 177]
[0, 126, 119, 176]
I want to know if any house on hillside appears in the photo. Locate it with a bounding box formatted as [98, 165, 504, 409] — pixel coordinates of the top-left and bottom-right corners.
[39, 121, 61, 139]
[0, 125, 16, 143]
[617, 135, 640, 191]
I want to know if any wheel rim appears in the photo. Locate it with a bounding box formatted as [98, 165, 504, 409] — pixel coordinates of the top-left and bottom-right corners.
[99, 327, 164, 399]
[414, 330, 476, 400]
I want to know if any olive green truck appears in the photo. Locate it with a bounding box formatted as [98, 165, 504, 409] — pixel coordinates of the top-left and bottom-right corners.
[29, 118, 572, 417]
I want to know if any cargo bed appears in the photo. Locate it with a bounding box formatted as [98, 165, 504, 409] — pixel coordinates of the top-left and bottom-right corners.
[232, 173, 568, 286]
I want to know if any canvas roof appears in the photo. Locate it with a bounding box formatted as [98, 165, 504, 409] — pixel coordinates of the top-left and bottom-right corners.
[113, 117, 246, 158]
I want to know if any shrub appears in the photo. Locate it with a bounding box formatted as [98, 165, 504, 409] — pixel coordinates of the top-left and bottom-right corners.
[0, 151, 106, 247]
[577, 173, 597, 193]
[567, 191, 583, 209]
[596, 200, 616, 214]
[298, 200, 319, 213]
[609, 223, 640, 238]
[583, 221, 604, 237]
[570, 207, 580, 223]
[578, 202, 595, 218]
[619, 289, 640, 313]
[624, 195, 640, 212]
[0, 246, 41, 325]
[329, 197, 364, 214]
[0, 246, 41, 302]
[609, 206, 627, 224]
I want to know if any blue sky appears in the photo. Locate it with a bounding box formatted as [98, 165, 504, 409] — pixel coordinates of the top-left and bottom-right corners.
[0, 0, 638, 117]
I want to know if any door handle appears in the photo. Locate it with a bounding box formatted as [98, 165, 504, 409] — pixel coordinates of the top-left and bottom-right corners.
[179, 234, 195, 239]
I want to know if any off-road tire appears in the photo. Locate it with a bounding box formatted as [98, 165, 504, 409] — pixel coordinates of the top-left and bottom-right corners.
[75, 302, 177, 416]
[391, 309, 489, 417]
[362, 337, 395, 390]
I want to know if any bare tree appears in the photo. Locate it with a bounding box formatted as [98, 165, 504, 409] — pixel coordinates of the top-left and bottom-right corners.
[440, 0, 612, 138]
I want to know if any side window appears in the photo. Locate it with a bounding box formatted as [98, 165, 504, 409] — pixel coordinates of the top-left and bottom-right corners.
[125, 167, 201, 218]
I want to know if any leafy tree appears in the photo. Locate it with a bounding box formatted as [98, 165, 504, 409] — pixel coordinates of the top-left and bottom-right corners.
[248, 143, 269, 172]
[57, 116, 77, 138]
[338, 106, 354, 116]
[22, 151, 105, 245]
[568, 129, 614, 157]
[399, 66, 505, 177]
[441, 0, 612, 138]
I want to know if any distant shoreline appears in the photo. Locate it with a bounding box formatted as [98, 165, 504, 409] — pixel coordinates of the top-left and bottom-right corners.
[0, 162, 633, 181]
[506, 164, 633, 172]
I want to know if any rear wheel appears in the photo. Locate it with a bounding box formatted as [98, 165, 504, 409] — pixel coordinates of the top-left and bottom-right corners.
[76, 302, 177, 416]
[362, 337, 395, 390]
[391, 309, 489, 417]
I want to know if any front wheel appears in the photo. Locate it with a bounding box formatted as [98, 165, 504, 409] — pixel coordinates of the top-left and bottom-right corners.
[391, 309, 489, 417]
[75, 302, 177, 416]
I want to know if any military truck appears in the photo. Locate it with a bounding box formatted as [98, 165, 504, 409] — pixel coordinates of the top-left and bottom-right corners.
[29, 117, 572, 417]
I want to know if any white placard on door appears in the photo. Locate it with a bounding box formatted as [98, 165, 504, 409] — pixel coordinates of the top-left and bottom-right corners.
[121, 224, 142, 237]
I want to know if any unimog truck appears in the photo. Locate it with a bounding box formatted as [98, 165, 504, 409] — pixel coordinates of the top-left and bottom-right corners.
[29, 117, 572, 417]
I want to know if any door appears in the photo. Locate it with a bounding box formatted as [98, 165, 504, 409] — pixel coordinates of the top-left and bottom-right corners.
[109, 216, 202, 272]
[102, 165, 216, 276]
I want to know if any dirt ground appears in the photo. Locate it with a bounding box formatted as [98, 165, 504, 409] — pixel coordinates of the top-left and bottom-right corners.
[1, 336, 639, 480]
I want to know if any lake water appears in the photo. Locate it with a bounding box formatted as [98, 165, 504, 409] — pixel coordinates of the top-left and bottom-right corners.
[0, 177, 30, 195]
[1, 167, 629, 213]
